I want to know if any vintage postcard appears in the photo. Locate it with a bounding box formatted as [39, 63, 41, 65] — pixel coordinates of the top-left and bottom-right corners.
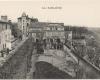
[0, 0, 99, 79]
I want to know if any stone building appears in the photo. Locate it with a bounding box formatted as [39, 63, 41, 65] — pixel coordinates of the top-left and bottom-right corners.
[29, 22, 45, 41]
[0, 16, 12, 52]
[29, 22, 65, 43]
[43, 23, 65, 43]
[18, 13, 65, 43]
[18, 12, 38, 40]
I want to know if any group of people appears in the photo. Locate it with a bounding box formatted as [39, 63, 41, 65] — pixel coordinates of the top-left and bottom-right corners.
[37, 38, 63, 49]
[43, 38, 64, 50]
[35, 39, 44, 54]
[34, 38, 64, 54]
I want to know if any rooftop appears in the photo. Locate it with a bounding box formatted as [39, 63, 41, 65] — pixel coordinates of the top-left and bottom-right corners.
[0, 20, 11, 24]
[29, 22, 64, 28]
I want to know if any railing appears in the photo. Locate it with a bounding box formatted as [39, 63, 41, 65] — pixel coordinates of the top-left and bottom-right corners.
[64, 44, 100, 75]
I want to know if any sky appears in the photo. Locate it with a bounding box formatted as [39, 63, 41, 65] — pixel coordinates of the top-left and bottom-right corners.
[0, 0, 100, 27]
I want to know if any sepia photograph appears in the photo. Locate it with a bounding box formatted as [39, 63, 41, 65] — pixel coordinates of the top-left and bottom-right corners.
[0, 0, 100, 79]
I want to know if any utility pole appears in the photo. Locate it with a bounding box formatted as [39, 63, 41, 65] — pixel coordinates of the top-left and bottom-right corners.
[25, 43, 29, 78]
[25, 54, 28, 78]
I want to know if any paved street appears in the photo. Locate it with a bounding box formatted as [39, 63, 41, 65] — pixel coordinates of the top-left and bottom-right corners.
[0, 39, 34, 79]
[26, 49, 38, 79]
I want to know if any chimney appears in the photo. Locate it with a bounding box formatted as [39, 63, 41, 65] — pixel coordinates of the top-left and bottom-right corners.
[8, 20, 11, 23]
[1, 16, 8, 22]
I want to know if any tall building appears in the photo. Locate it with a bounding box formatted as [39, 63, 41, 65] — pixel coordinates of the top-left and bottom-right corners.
[18, 12, 38, 39]
[0, 16, 12, 52]
[18, 12, 65, 42]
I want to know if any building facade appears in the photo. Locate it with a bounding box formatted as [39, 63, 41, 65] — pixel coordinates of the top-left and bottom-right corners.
[18, 12, 38, 39]
[43, 23, 65, 43]
[29, 22, 45, 41]
[29, 22, 65, 43]
[0, 16, 12, 52]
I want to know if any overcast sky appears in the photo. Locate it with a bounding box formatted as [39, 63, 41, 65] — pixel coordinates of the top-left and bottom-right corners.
[0, 0, 100, 27]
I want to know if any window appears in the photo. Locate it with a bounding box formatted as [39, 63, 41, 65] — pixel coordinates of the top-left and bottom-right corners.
[3, 44, 5, 49]
[2, 24, 4, 30]
[6, 24, 7, 29]
[23, 20, 25, 22]
[23, 26, 24, 29]
[27, 23, 29, 26]
[50, 27, 52, 30]
[56, 27, 57, 30]
[5, 44, 6, 48]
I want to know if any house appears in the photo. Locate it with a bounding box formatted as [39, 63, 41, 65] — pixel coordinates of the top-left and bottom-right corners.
[43, 22, 65, 43]
[0, 16, 12, 53]
[29, 22, 45, 41]
[18, 12, 38, 40]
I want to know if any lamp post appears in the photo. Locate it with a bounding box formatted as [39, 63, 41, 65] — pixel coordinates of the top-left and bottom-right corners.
[74, 63, 79, 79]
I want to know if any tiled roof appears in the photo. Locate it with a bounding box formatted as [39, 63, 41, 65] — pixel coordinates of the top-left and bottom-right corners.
[30, 22, 64, 28]
[30, 22, 47, 28]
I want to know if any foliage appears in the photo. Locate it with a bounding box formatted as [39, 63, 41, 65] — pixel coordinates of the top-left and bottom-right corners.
[11, 23, 19, 38]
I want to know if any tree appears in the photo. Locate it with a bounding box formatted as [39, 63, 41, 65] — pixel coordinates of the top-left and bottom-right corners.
[86, 47, 95, 63]
[11, 23, 19, 38]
